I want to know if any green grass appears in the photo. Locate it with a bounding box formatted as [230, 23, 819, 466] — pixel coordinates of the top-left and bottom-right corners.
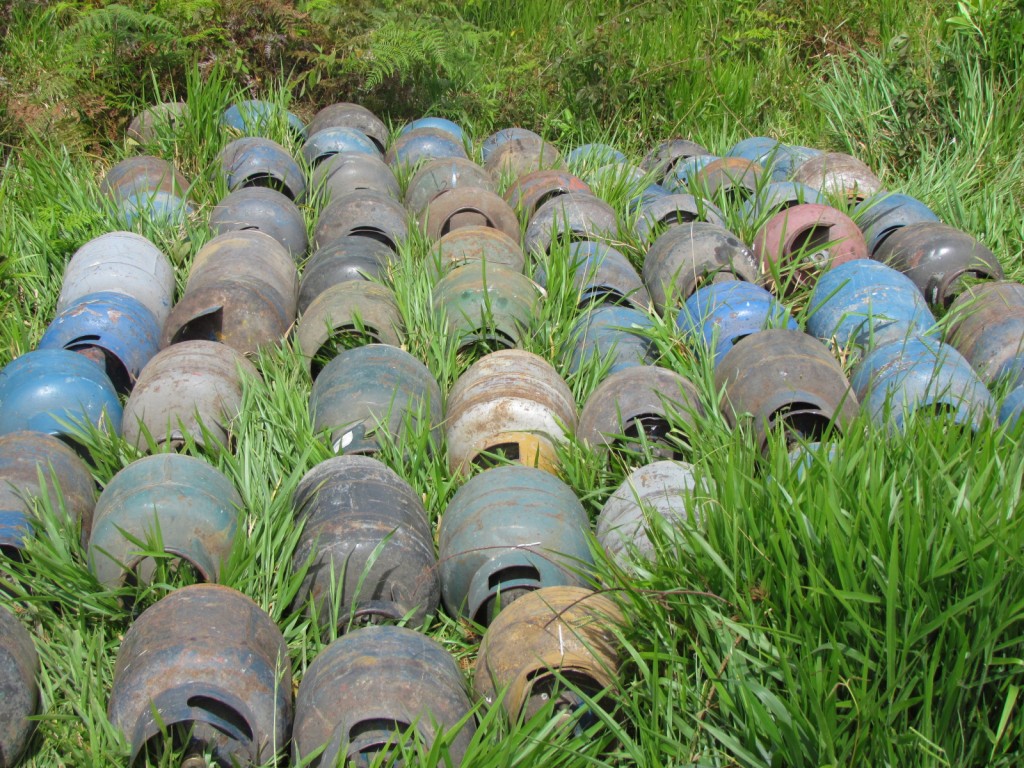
[1, 0, 1023, 765]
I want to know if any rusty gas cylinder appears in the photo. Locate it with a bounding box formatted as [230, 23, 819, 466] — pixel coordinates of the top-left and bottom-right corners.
[312, 152, 400, 202]
[0, 431, 95, 554]
[209, 186, 308, 259]
[127, 101, 187, 144]
[640, 138, 712, 183]
[715, 329, 859, 450]
[577, 365, 705, 459]
[438, 465, 593, 625]
[422, 187, 520, 242]
[946, 281, 1024, 386]
[293, 625, 475, 767]
[218, 137, 306, 202]
[405, 156, 495, 217]
[307, 103, 389, 153]
[484, 137, 565, 180]
[523, 192, 618, 255]
[504, 169, 593, 223]
[429, 226, 526, 278]
[474, 586, 623, 723]
[790, 151, 882, 202]
[291, 456, 439, 632]
[108, 584, 291, 766]
[0, 606, 39, 767]
[88, 454, 241, 588]
[314, 190, 409, 253]
[445, 349, 577, 477]
[298, 236, 395, 314]
[122, 340, 259, 451]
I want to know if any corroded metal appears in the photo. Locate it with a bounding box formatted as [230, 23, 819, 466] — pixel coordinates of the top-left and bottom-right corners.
[218, 137, 306, 202]
[100, 155, 190, 202]
[0, 606, 38, 767]
[504, 170, 593, 223]
[398, 117, 465, 143]
[293, 626, 475, 767]
[127, 101, 187, 143]
[577, 366, 705, 458]
[598, 460, 713, 569]
[433, 263, 539, 354]
[566, 304, 656, 376]
[314, 190, 409, 252]
[640, 138, 712, 183]
[291, 456, 439, 631]
[312, 151, 400, 202]
[301, 127, 380, 168]
[299, 236, 395, 314]
[88, 454, 240, 588]
[853, 191, 939, 256]
[439, 465, 592, 625]
[209, 186, 308, 259]
[535, 241, 650, 310]
[445, 349, 577, 477]
[484, 137, 565, 179]
[430, 226, 526, 278]
[0, 431, 95, 553]
[296, 282, 404, 374]
[474, 586, 623, 722]
[57, 231, 175, 328]
[0, 349, 122, 441]
[523, 192, 617, 255]
[405, 157, 495, 217]
[642, 222, 759, 312]
[946, 281, 1024, 385]
[108, 584, 292, 766]
[481, 127, 543, 163]
[122, 341, 259, 451]
[689, 157, 764, 203]
[423, 187, 520, 242]
[634, 192, 726, 242]
[754, 203, 867, 290]
[715, 329, 859, 449]
[739, 181, 825, 226]
[385, 127, 467, 170]
[790, 151, 882, 202]
[567, 143, 626, 167]
[874, 222, 1005, 308]
[309, 344, 443, 454]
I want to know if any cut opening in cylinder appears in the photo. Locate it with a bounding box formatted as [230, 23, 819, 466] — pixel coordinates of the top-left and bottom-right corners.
[788, 224, 834, 266]
[620, 413, 685, 459]
[239, 172, 293, 200]
[521, 669, 603, 731]
[346, 718, 411, 768]
[312, 325, 383, 379]
[470, 441, 521, 470]
[171, 308, 224, 346]
[67, 339, 133, 395]
[768, 403, 834, 448]
[347, 227, 397, 251]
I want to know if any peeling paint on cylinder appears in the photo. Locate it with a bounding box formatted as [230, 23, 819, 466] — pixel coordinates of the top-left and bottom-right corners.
[299, 236, 395, 313]
[386, 127, 467, 170]
[566, 304, 656, 376]
[790, 152, 882, 201]
[301, 126, 380, 168]
[484, 136, 565, 179]
[423, 187, 520, 242]
[481, 127, 542, 164]
[635, 193, 726, 242]
[430, 226, 526, 278]
[293, 626, 475, 766]
[209, 186, 309, 259]
[108, 584, 292, 766]
[536, 241, 650, 310]
[640, 138, 711, 183]
[433, 263, 539, 354]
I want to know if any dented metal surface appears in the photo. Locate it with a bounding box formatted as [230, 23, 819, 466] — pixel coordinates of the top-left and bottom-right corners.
[634, 192, 726, 242]
[430, 226, 526, 277]
[946, 281, 1024, 385]
[56, 231, 175, 328]
[385, 127, 467, 170]
[433, 263, 539, 355]
[108, 584, 292, 766]
[209, 186, 309, 259]
[566, 304, 657, 376]
[790, 151, 882, 202]
[122, 340, 259, 451]
[850, 334, 995, 431]
[293, 626, 475, 767]
[0, 431, 95, 553]
[715, 329, 859, 449]
[598, 460, 714, 569]
[484, 136, 565, 180]
[807, 259, 936, 351]
[439, 465, 592, 625]
[423, 187, 520, 242]
[218, 137, 306, 202]
[504, 169, 593, 223]
[874, 222, 1005, 308]
[296, 281, 404, 373]
[40, 291, 161, 394]
[0, 605, 38, 768]
[299, 236, 395, 313]
[309, 344, 443, 455]
[88, 454, 241, 588]
[291, 456, 439, 632]
[405, 157, 495, 218]
[445, 349, 577, 477]
[754, 203, 867, 289]
[313, 190, 409, 252]
[642, 222, 759, 312]
[311, 152, 400, 202]
[474, 586, 623, 722]
[640, 138, 712, 183]
[307, 103, 389, 153]
[0, 349, 122, 441]
[577, 365, 705, 458]
[678, 281, 798, 366]
[523, 192, 618, 255]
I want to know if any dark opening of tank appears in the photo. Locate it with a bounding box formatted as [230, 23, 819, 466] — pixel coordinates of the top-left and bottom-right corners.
[473, 564, 541, 624]
[171, 307, 224, 346]
[439, 209, 491, 237]
[789, 224, 833, 266]
[347, 227, 397, 251]
[67, 338, 132, 395]
[240, 172, 293, 200]
[620, 413, 686, 459]
[522, 670, 603, 735]
[471, 441, 521, 470]
[768, 403, 834, 447]
[312, 326, 383, 379]
[345, 718, 411, 768]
